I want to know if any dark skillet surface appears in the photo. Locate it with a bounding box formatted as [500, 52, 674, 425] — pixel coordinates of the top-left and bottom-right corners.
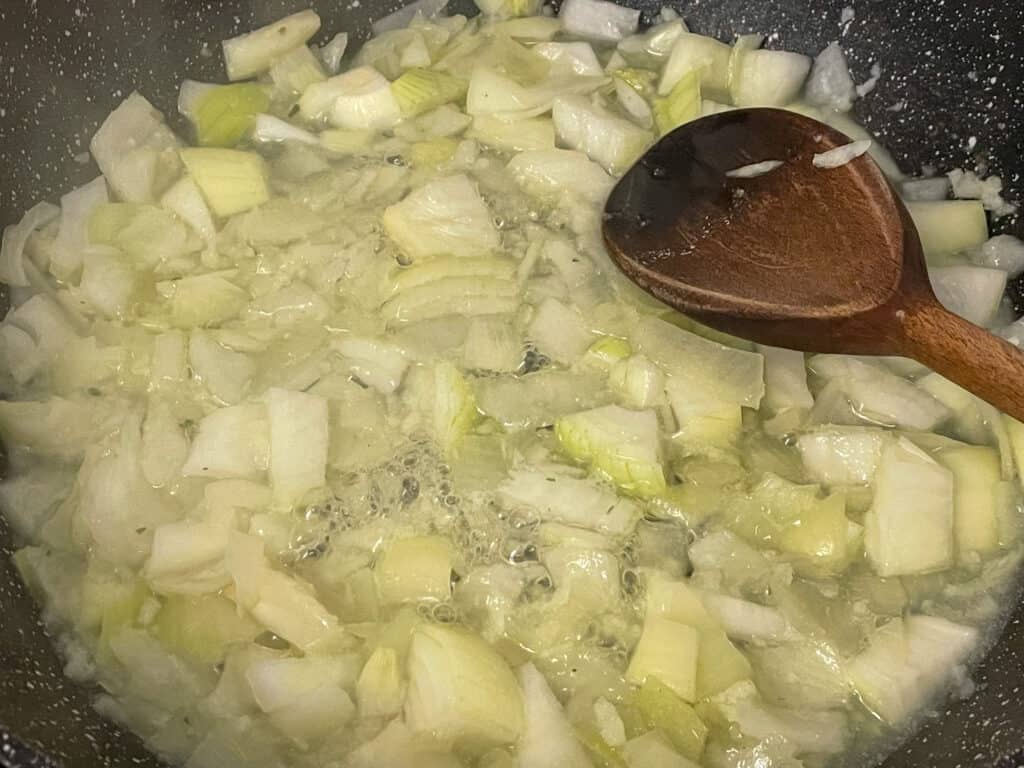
[0, 1, 1022, 767]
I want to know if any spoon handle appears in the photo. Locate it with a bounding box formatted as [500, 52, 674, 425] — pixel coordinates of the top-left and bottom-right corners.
[899, 297, 1024, 422]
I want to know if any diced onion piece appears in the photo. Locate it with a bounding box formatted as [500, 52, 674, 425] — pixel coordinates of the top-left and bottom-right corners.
[491, 16, 563, 41]
[757, 344, 812, 413]
[251, 114, 320, 146]
[0, 201, 60, 287]
[474, 0, 542, 18]
[516, 663, 592, 768]
[270, 45, 326, 96]
[971, 234, 1024, 278]
[319, 128, 375, 155]
[534, 42, 603, 76]
[52, 176, 110, 280]
[848, 615, 977, 724]
[191, 83, 270, 148]
[614, 76, 654, 128]
[319, 33, 350, 75]
[633, 315, 764, 409]
[386, 254, 516, 295]
[810, 355, 950, 431]
[267, 388, 328, 508]
[634, 677, 709, 761]
[221, 9, 322, 81]
[189, 332, 254, 405]
[334, 337, 409, 394]
[928, 265, 1007, 327]
[555, 404, 666, 497]
[181, 403, 269, 479]
[949, 167, 1018, 218]
[906, 200, 989, 260]
[653, 69, 702, 136]
[468, 115, 556, 152]
[900, 176, 950, 202]
[320, 65, 402, 130]
[609, 353, 665, 409]
[375, 535, 455, 604]
[160, 176, 217, 247]
[667, 379, 742, 456]
[246, 655, 357, 743]
[5, 294, 79, 364]
[630, 617, 701, 704]
[145, 520, 234, 596]
[559, 0, 640, 42]
[90, 93, 182, 203]
[508, 148, 615, 205]
[804, 42, 857, 112]
[725, 160, 783, 178]
[731, 49, 811, 107]
[796, 426, 890, 486]
[225, 532, 341, 651]
[593, 697, 626, 748]
[0, 396, 103, 462]
[937, 444, 1008, 558]
[178, 79, 216, 120]
[622, 731, 699, 768]
[552, 95, 651, 175]
[405, 623, 524, 749]
[864, 438, 954, 577]
[78, 414, 179, 567]
[527, 297, 594, 365]
[372, 0, 450, 34]
[469, 67, 608, 122]
[498, 466, 640, 536]
[89, 202, 200, 267]
[180, 148, 270, 218]
[659, 33, 731, 98]
[79, 248, 136, 319]
[167, 272, 249, 328]
[392, 68, 468, 117]
[382, 174, 499, 261]
[357, 647, 406, 718]
[463, 315, 523, 372]
[700, 593, 791, 644]
[618, 19, 688, 67]
[432, 361, 478, 451]
[812, 139, 872, 169]
[382, 277, 519, 324]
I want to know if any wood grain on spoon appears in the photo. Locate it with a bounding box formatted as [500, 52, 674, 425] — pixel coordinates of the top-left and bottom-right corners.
[603, 108, 1024, 421]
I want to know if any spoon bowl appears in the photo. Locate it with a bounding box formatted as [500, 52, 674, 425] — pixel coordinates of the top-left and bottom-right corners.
[603, 108, 1024, 420]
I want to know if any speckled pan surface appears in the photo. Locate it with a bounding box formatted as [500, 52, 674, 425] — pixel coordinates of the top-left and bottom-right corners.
[0, 1, 1022, 767]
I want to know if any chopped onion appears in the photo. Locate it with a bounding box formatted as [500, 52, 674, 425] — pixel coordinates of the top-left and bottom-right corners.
[558, 0, 640, 42]
[319, 33, 350, 75]
[805, 42, 857, 112]
[372, 0, 449, 34]
[900, 176, 950, 202]
[177, 79, 216, 120]
[971, 234, 1024, 278]
[251, 114, 319, 145]
[0, 201, 60, 287]
[928, 265, 1007, 327]
[221, 9, 322, 81]
[533, 42, 603, 76]
[813, 139, 872, 169]
[948, 168, 1018, 218]
[726, 160, 784, 178]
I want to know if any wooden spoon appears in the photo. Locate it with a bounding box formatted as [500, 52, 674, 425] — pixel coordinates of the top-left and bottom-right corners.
[602, 107, 1024, 421]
